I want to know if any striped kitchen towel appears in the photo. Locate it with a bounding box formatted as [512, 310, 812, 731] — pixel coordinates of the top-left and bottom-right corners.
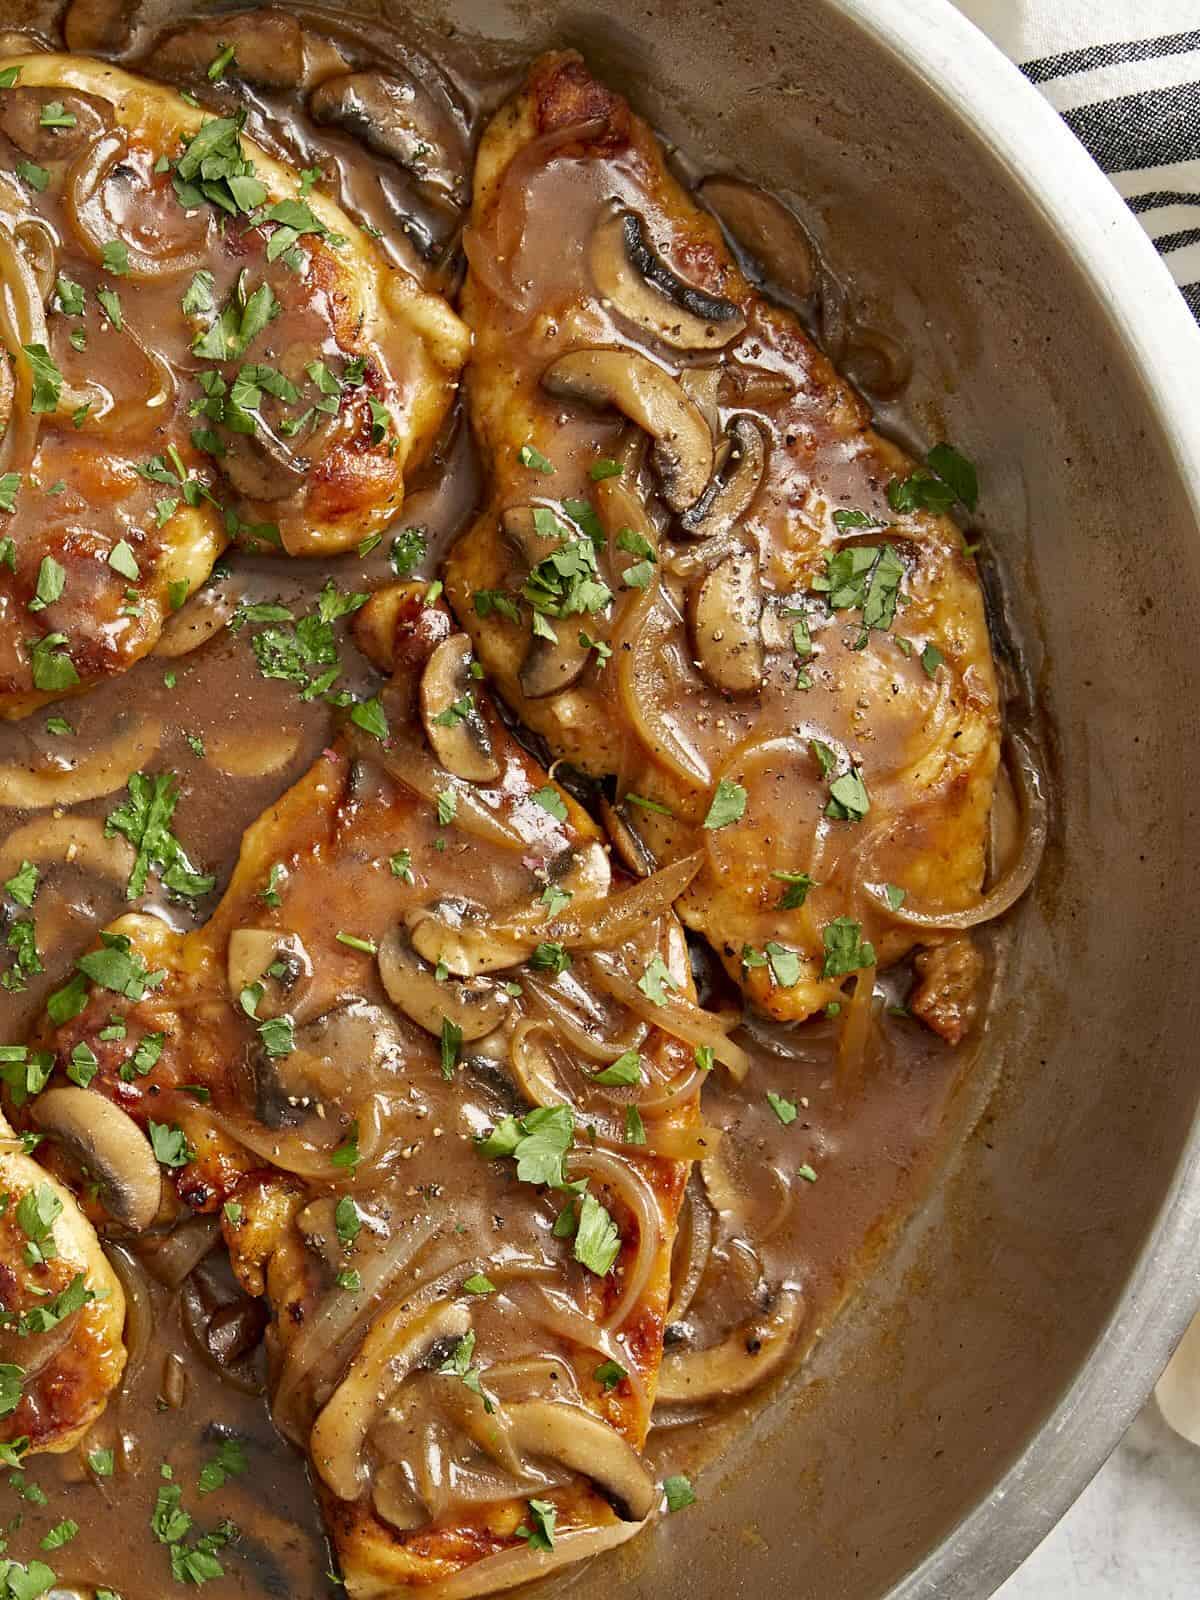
[955, 0, 1200, 319]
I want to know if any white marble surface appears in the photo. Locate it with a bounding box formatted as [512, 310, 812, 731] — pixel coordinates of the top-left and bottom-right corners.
[997, 1400, 1200, 1598]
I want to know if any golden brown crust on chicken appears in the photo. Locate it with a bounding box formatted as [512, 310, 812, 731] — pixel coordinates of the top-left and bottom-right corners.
[445, 51, 1001, 1027]
[0, 1109, 125, 1455]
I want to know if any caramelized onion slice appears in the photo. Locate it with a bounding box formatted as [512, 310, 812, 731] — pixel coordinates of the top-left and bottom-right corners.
[655, 1285, 804, 1404]
[0, 720, 163, 809]
[345, 723, 530, 853]
[864, 733, 1048, 930]
[567, 1145, 662, 1332]
[67, 131, 211, 280]
[273, 1217, 437, 1445]
[587, 955, 749, 1082]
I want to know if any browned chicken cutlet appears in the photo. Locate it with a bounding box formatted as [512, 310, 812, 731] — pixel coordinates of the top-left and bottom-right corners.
[0, 54, 467, 719]
[444, 52, 1002, 1027]
[19, 586, 745, 1596]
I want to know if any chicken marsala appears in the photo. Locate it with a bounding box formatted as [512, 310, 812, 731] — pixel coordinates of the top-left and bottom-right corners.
[25, 587, 737, 1594]
[0, 11, 1046, 1599]
[445, 52, 1003, 1025]
[0, 52, 468, 718]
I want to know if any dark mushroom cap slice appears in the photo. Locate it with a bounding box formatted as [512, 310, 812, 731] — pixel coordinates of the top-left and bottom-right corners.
[678, 414, 766, 540]
[309, 69, 467, 206]
[591, 208, 747, 351]
[31, 1087, 162, 1233]
[542, 348, 714, 512]
[419, 633, 501, 782]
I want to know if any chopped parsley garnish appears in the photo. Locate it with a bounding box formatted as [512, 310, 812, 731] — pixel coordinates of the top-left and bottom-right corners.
[477, 1104, 574, 1187]
[389, 850, 414, 884]
[462, 1273, 495, 1296]
[149, 1122, 192, 1169]
[4, 861, 38, 909]
[889, 443, 978, 515]
[349, 696, 389, 741]
[766, 1090, 798, 1125]
[100, 240, 129, 277]
[27, 556, 64, 613]
[592, 1049, 642, 1086]
[440, 1017, 462, 1080]
[25, 630, 77, 694]
[815, 543, 905, 640]
[589, 458, 624, 480]
[518, 443, 554, 473]
[703, 779, 746, 830]
[330, 1123, 360, 1170]
[821, 916, 875, 979]
[637, 954, 680, 1006]
[388, 525, 426, 576]
[826, 766, 870, 821]
[198, 1437, 247, 1495]
[529, 941, 570, 974]
[529, 785, 568, 823]
[22, 344, 62, 412]
[772, 869, 816, 909]
[523, 529, 611, 620]
[663, 1474, 696, 1512]
[516, 1498, 556, 1551]
[595, 1358, 627, 1390]
[105, 771, 215, 902]
[173, 113, 266, 217]
[435, 788, 457, 827]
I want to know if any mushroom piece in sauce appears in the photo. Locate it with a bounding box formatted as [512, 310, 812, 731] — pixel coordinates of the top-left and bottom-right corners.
[542, 348, 714, 512]
[591, 208, 747, 351]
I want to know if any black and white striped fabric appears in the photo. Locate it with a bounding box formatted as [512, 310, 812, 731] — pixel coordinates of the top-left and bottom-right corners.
[955, 1, 1200, 320]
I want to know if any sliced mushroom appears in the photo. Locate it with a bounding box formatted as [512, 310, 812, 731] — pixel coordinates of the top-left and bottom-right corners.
[0, 89, 110, 163]
[408, 843, 613, 977]
[591, 208, 746, 351]
[419, 634, 499, 782]
[378, 927, 511, 1041]
[505, 1400, 657, 1520]
[699, 176, 818, 305]
[218, 419, 307, 504]
[227, 928, 311, 1021]
[598, 796, 655, 879]
[251, 1001, 405, 1129]
[310, 1299, 471, 1500]
[31, 1088, 161, 1233]
[688, 549, 765, 695]
[153, 9, 349, 91]
[656, 1285, 804, 1404]
[309, 70, 466, 207]
[542, 350, 713, 513]
[678, 414, 766, 540]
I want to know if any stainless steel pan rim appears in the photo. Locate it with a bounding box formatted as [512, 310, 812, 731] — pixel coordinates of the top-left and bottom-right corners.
[828, 1, 1200, 1593]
